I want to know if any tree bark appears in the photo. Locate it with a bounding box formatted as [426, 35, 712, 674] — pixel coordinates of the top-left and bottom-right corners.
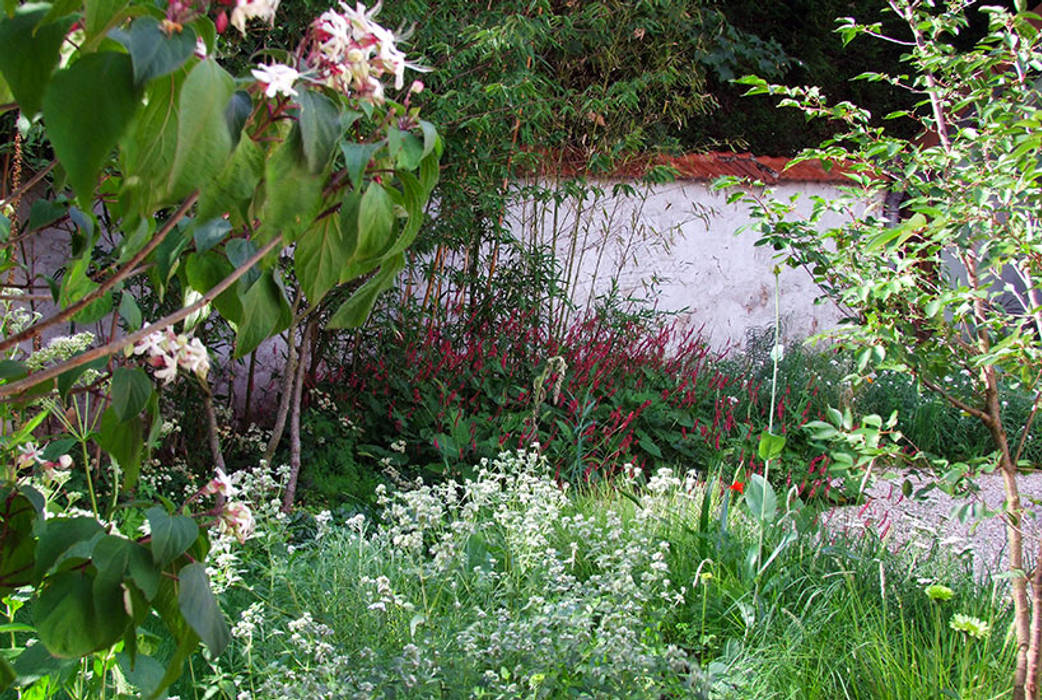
[281, 316, 314, 512]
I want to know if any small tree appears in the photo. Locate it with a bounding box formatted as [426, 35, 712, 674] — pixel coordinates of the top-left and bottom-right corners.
[728, 1, 1042, 696]
[0, 0, 438, 694]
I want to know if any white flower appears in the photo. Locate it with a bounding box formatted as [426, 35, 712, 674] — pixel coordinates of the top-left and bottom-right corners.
[230, 0, 279, 35]
[219, 502, 256, 542]
[16, 443, 44, 470]
[202, 468, 236, 498]
[177, 336, 210, 380]
[251, 63, 300, 98]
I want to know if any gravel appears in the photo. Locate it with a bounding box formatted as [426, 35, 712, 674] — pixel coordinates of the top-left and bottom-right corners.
[825, 470, 1042, 578]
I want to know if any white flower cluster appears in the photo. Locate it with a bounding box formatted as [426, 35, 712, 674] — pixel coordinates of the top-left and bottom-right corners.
[250, 1, 424, 105]
[25, 331, 95, 371]
[229, 0, 279, 35]
[132, 327, 210, 385]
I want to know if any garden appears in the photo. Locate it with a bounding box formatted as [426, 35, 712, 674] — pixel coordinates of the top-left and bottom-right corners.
[2, 0, 1042, 698]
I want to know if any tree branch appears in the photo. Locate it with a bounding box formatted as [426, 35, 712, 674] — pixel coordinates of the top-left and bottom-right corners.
[0, 234, 281, 401]
[0, 191, 200, 354]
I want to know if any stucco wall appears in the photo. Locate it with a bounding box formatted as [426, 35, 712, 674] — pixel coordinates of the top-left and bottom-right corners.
[505, 179, 852, 349]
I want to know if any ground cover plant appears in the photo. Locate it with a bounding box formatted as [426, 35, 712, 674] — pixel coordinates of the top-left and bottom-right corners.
[158, 449, 1015, 699]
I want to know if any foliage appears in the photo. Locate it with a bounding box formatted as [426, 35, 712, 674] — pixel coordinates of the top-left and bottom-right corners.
[0, 0, 439, 695]
[724, 1, 1042, 694]
[170, 450, 1013, 698]
[305, 295, 846, 506]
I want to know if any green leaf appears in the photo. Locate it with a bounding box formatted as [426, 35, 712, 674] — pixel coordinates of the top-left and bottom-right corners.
[119, 290, 143, 331]
[120, 68, 187, 215]
[635, 429, 662, 458]
[340, 141, 381, 190]
[0, 489, 39, 596]
[97, 407, 144, 487]
[34, 571, 112, 657]
[114, 17, 196, 87]
[42, 52, 141, 205]
[195, 135, 263, 227]
[33, 517, 105, 582]
[85, 0, 131, 45]
[295, 211, 348, 303]
[224, 90, 251, 146]
[419, 119, 438, 157]
[146, 507, 199, 568]
[235, 271, 290, 358]
[743, 473, 778, 524]
[116, 653, 167, 699]
[27, 198, 68, 233]
[0, 655, 14, 692]
[356, 181, 395, 260]
[111, 367, 154, 421]
[192, 217, 231, 254]
[757, 430, 786, 461]
[185, 251, 242, 323]
[165, 59, 235, 202]
[257, 126, 324, 244]
[327, 253, 405, 329]
[296, 90, 342, 174]
[56, 355, 107, 401]
[396, 132, 424, 171]
[177, 563, 229, 656]
[0, 359, 27, 381]
[0, 7, 73, 117]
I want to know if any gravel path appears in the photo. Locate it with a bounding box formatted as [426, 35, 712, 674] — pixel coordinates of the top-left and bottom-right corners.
[825, 470, 1042, 577]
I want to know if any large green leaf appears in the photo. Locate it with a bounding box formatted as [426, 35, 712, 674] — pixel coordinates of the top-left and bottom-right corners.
[327, 253, 405, 329]
[33, 517, 105, 582]
[257, 126, 324, 244]
[42, 52, 141, 205]
[295, 211, 349, 303]
[34, 568, 127, 658]
[146, 507, 199, 568]
[185, 250, 242, 323]
[113, 16, 196, 87]
[235, 271, 291, 358]
[164, 59, 235, 202]
[340, 141, 381, 190]
[195, 135, 264, 227]
[0, 6, 73, 117]
[356, 180, 395, 260]
[296, 90, 342, 174]
[84, 0, 131, 46]
[120, 68, 186, 215]
[111, 367, 154, 422]
[0, 489, 39, 596]
[97, 407, 144, 484]
[177, 563, 229, 656]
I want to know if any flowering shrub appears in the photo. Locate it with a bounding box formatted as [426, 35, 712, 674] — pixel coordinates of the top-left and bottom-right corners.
[314, 301, 833, 498]
[0, 0, 438, 693]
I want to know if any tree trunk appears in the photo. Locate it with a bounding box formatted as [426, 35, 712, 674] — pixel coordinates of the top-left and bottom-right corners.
[262, 327, 298, 466]
[281, 316, 314, 512]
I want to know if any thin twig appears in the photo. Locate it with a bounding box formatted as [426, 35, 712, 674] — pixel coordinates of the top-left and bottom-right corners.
[0, 161, 57, 209]
[0, 191, 200, 353]
[0, 235, 281, 400]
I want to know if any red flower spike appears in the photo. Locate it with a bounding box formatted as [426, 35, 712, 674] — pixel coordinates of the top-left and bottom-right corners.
[730, 481, 744, 494]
